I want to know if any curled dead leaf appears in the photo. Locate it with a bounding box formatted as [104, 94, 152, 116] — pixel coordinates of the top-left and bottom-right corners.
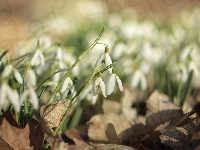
[89, 144, 136, 150]
[87, 113, 147, 142]
[40, 99, 70, 133]
[146, 90, 183, 131]
[88, 113, 133, 142]
[0, 115, 43, 150]
[160, 123, 200, 149]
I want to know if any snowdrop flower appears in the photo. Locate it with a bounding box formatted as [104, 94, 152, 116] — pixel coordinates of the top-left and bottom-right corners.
[92, 75, 106, 98]
[94, 46, 112, 73]
[20, 87, 38, 110]
[60, 77, 73, 93]
[31, 48, 45, 67]
[130, 70, 147, 90]
[105, 71, 123, 96]
[1, 64, 23, 84]
[25, 67, 36, 87]
[188, 61, 199, 78]
[0, 82, 20, 112]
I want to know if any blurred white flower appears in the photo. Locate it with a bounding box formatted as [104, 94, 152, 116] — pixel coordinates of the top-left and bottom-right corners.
[25, 67, 36, 87]
[38, 35, 52, 49]
[60, 77, 73, 93]
[105, 72, 123, 96]
[0, 82, 20, 112]
[2, 64, 13, 78]
[20, 87, 38, 110]
[188, 61, 199, 78]
[2, 64, 23, 84]
[131, 70, 147, 90]
[92, 76, 106, 98]
[31, 48, 45, 66]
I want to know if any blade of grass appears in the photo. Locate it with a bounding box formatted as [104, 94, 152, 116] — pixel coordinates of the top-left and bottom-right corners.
[0, 50, 9, 61]
[179, 70, 193, 106]
[166, 71, 174, 102]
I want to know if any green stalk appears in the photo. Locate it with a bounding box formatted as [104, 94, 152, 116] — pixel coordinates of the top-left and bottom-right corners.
[46, 27, 105, 105]
[52, 70, 96, 135]
[52, 62, 116, 135]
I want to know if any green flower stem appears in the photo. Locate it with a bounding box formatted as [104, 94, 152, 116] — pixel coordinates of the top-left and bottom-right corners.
[52, 70, 96, 135]
[35, 69, 68, 91]
[52, 62, 116, 135]
[46, 27, 105, 105]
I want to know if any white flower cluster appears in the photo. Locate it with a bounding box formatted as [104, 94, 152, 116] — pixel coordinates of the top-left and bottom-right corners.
[92, 46, 123, 100]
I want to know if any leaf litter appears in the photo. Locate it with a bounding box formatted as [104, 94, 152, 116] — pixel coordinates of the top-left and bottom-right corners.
[1, 89, 200, 149]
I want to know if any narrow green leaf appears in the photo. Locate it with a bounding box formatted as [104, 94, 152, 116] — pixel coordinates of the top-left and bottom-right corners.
[0, 50, 9, 61]
[180, 70, 193, 106]
[166, 71, 174, 102]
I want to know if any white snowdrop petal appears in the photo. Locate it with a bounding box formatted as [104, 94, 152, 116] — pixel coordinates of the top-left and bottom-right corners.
[62, 89, 70, 99]
[13, 69, 23, 84]
[38, 50, 45, 66]
[130, 71, 140, 89]
[53, 72, 60, 82]
[57, 47, 63, 60]
[104, 53, 112, 66]
[31, 51, 39, 66]
[0, 84, 8, 109]
[26, 68, 36, 87]
[2, 64, 13, 78]
[8, 90, 20, 112]
[99, 79, 106, 98]
[140, 73, 147, 90]
[29, 88, 38, 110]
[189, 61, 199, 78]
[68, 77, 73, 87]
[94, 54, 104, 68]
[60, 79, 69, 93]
[93, 77, 101, 96]
[106, 74, 116, 95]
[92, 79, 98, 96]
[19, 90, 29, 105]
[91, 95, 98, 105]
[116, 75, 123, 91]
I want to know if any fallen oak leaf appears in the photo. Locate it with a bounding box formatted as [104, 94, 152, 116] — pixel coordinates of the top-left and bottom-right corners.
[67, 138, 94, 150]
[88, 112, 147, 142]
[0, 115, 43, 150]
[87, 113, 135, 142]
[0, 136, 14, 150]
[89, 144, 136, 150]
[160, 122, 200, 149]
[144, 100, 200, 141]
[146, 90, 183, 132]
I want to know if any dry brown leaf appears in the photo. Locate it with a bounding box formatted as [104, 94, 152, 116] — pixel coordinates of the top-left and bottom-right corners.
[87, 113, 146, 142]
[67, 138, 94, 150]
[121, 88, 137, 120]
[40, 99, 70, 130]
[44, 133, 68, 150]
[89, 144, 136, 150]
[0, 115, 43, 150]
[65, 129, 84, 141]
[146, 90, 183, 131]
[88, 113, 133, 142]
[160, 123, 200, 149]
[102, 99, 121, 114]
[0, 136, 14, 150]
